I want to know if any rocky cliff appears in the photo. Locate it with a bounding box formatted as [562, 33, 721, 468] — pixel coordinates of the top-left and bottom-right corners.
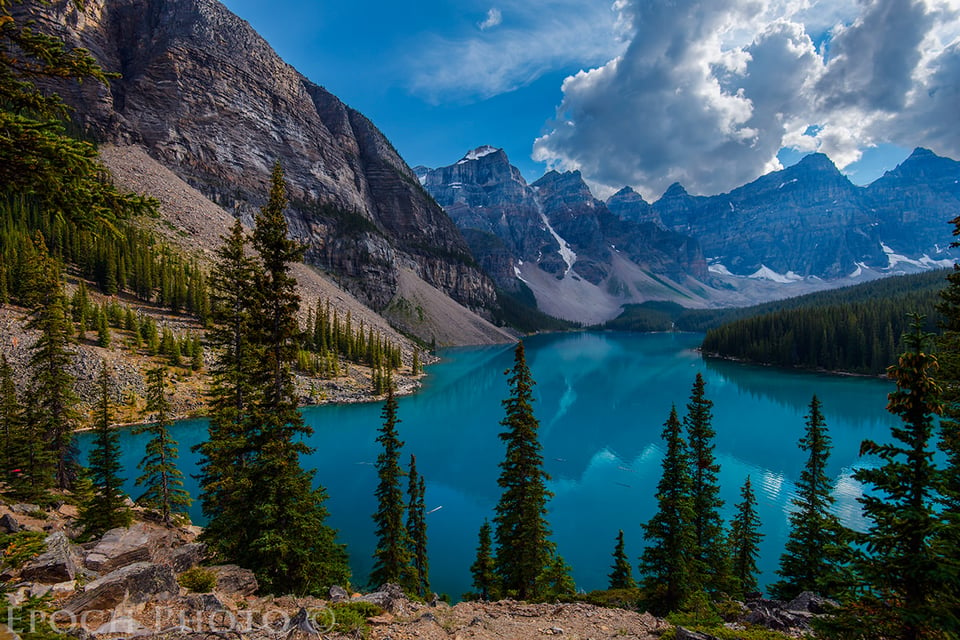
[23, 0, 496, 315]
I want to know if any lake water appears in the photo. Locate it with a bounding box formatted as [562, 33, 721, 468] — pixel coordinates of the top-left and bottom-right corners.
[79, 331, 898, 598]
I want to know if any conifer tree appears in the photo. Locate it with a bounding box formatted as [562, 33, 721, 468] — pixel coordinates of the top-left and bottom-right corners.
[639, 406, 697, 614]
[97, 306, 110, 347]
[26, 234, 80, 490]
[0, 354, 24, 494]
[538, 554, 576, 599]
[133, 367, 190, 525]
[769, 395, 851, 600]
[196, 219, 260, 566]
[493, 341, 554, 600]
[727, 476, 763, 598]
[78, 362, 131, 537]
[190, 335, 203, 370]
[471, 520, 498, 600]
[407, 454, 430, 597]
[199, 164, 349, 595]
[370, 382, 414, 590]
[608, 529, 636, 590]
[826, 316, 954, 639]
[683, 373, 727, 595]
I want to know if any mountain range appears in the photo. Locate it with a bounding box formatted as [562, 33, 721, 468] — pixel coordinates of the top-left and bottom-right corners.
[23, 0, 960, 328]
[418, 146, 960, 323]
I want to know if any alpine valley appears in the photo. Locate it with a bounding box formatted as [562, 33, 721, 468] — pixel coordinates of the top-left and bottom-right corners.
[19, 0, 960, 329]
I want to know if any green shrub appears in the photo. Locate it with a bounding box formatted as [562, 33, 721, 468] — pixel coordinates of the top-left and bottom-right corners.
[177, 567, 217, 593]
[330, 601, 384, 639]
[0, 531, 47, 571]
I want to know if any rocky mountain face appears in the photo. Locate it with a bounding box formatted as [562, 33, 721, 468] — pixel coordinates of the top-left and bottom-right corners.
[867, 147, 960, 256]
[652, 149, 960, 279]
[419, 145, 960, 322]
[24, 0, 496, 314]
[415, 146, 556, 292]
[417, 148, 706, 297]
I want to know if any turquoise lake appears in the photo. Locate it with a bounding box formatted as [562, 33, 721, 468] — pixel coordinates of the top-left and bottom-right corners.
[79, 331, 898, 598]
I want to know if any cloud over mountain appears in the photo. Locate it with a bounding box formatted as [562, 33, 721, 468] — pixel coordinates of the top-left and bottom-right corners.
[531, 0, 960, 199]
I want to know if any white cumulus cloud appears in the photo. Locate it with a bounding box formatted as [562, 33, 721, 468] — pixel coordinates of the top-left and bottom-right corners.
[479, 7, 503, 30]
[533, 0, 960, 198]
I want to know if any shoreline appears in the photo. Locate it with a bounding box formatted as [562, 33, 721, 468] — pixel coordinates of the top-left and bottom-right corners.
[699, 349, 889, 379]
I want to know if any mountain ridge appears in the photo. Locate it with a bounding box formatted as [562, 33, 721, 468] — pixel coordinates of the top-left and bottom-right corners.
[418, 144, 960, 323]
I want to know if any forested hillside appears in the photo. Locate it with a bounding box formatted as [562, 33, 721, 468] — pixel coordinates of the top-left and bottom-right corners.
[605, 271, 948, 375]
[698, 272, 946, 374]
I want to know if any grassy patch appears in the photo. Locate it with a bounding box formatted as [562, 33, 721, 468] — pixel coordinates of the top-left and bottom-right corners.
[177, 566, 217, 593]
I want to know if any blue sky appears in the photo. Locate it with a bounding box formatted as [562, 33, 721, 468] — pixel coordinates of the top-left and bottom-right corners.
[219, 0, 960, 201]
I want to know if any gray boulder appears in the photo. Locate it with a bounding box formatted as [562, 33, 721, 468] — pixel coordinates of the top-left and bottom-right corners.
[63, 562, 178, 613]
[358, 583, 407, 613]
[181, 593, 225, 612]
[207, 565, 258, 596]
[84, 524, 160, 573]
[786, 591, 838, 614]
[10, 504, 39, 515]
[329, 585, 349, 603]
[169, 542, 207, 572]
[743, 598, 811, 632]
[21, 531, 79, 583]
[0, 513, 21, 533]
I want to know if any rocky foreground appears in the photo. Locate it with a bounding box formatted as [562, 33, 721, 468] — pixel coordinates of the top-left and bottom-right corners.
[2, 503, 827, 640]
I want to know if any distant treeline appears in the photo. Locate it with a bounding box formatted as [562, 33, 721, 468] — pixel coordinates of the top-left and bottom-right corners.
[605, 270, 949, 375]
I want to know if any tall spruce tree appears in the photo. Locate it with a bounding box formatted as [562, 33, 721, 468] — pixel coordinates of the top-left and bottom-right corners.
[0, 354, 22, 492]
[471, 520, 498, 600]
[133, 366, 190, 525]
[493, 341, 554, 600]
[639, 406, 698, 615]
[727, 476, 763, 598]
[683, 373, 727, 595]
[196, 218, 260, 562]
[608, 529, 636, 590]
[407, 453, 430, 598]
[825, 316, 954, 639]
[199, 164, 349, 594]
[370, 382, 414, 590]
[26, 233, 80, 491]
[769, 395, 851, 600]
[77, 362, 131, 537]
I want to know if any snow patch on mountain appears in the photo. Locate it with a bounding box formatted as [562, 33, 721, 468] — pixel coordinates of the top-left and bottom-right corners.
[849, 262, 869, 278]
[535, 202, 576, 275]
[708, 261, 733, 276]
[748, 265, 804, 284]
[457, 145, 499, 164]
[513, 260, 528, 283]
[879, 242, 953, 270]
